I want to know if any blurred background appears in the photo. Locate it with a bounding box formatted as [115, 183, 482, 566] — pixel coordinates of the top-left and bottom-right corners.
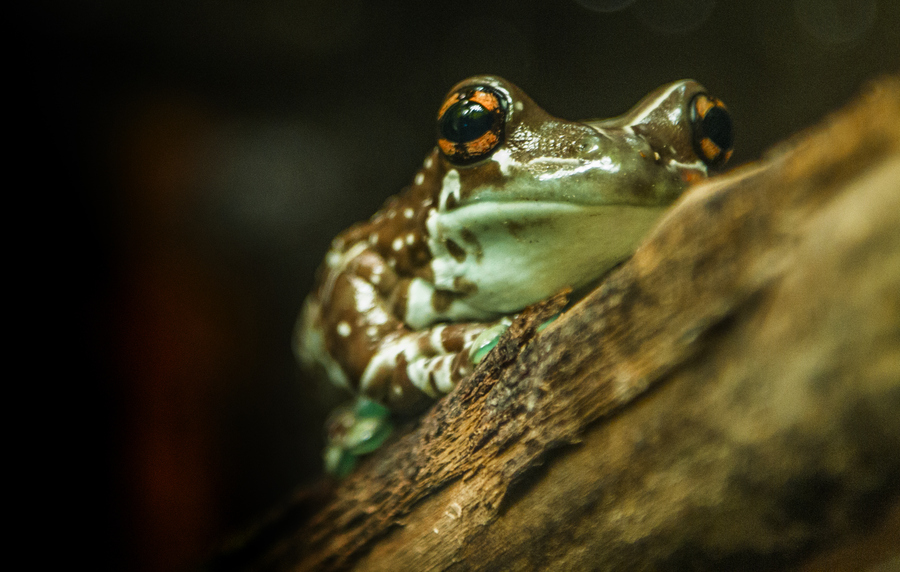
[55, 0, 898, 569]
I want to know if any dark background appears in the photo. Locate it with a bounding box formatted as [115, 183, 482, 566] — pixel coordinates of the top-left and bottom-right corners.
[55, 0, 897, 569]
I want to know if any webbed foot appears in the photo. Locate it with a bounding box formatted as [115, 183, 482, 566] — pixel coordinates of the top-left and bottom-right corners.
[470, 322, 509, 364]
[469, 314, 559, 365]
[323, 398, 393, 477]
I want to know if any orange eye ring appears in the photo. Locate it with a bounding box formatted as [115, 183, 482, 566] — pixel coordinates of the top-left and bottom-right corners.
[690, 93, 734, 169]
[437, 85, 509, 165]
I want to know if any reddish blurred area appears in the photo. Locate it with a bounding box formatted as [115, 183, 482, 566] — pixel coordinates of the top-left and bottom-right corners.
[108, 97, 235, 569]
[55, 0, 898, 569]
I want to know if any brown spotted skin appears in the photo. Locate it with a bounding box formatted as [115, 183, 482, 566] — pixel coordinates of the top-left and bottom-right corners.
[300, 149, 495, 413]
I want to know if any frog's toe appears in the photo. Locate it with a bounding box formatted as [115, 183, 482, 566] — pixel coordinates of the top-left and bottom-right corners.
[324, 443, 357, 478]
[343, 413, 393, 455]
[324, 399, 393, 476]
[537, 312, 560, 332]
[469, 314, 559, 365]
[470, 322, 509, 364]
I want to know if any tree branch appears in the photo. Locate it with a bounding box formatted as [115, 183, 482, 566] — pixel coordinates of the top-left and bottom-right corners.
[213, 77, 900, 572]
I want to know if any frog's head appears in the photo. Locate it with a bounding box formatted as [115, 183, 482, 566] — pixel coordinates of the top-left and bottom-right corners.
[434, 75, 732, 209]
[420, 75, 733, 319]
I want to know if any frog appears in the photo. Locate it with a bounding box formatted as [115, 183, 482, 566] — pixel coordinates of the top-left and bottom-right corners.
[296, 75, 733, 475]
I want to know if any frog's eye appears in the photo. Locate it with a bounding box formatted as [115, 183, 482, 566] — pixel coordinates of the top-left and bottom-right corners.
[437, 85, 509, 165]
[690, 93, 734, 169]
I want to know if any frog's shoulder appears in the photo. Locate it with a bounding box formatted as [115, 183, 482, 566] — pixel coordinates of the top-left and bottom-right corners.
[333, 151, 445, 277]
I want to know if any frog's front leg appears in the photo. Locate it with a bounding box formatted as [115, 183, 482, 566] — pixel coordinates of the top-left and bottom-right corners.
[298, 243, 508, 472]
[304, 246, 502, 408]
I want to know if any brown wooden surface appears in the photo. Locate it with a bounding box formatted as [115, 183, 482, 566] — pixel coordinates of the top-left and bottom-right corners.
[212, 77, 900, 572]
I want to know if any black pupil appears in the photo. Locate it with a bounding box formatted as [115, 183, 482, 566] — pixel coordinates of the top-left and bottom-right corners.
[440, 99, 493, 143]
[702, 106, 734, 151]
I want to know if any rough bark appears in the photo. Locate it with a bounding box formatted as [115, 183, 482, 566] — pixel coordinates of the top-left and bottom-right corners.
[212, 77, 900, 572]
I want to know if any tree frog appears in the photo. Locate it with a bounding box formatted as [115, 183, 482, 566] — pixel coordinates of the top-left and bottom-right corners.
[296, 75, 733, 475]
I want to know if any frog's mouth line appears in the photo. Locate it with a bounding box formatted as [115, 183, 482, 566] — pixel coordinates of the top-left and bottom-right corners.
[459, 187, 688, 210]
[465, 151, 697, 209]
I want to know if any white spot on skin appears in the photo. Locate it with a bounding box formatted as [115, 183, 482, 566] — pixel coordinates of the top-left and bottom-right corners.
[325, 251, 341, 268]
[405, 277, 440, 329]
[406, 357, 440, 396]
[424, 155, 433, 169]
[369, 233, 379, 246]
[348, 278, 393, 327]
[392, 237, 404, 251]
[429, 325, 447, 353]
[320, 242, 368, 302]
[514, 100, 524, 112]
[404, 207, 414, 219]
[405, 233, 416, 245]
[337, 321, 351, 337]
[366, 326, 378, 338]
[415, 172, 425, 186]
[439, 169, 461, 211]
[432, 356, 456, 393]
[491, 147, 515, 176]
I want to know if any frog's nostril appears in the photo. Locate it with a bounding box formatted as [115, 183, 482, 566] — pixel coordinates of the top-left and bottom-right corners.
[577, 134, 601, 154]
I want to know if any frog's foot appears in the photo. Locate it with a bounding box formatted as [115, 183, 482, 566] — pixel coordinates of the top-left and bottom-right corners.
[469, 314, 559, 364]
[323, 398, 393, 478]
[469, 322, 508, 364]
[537, 312, 560, 332]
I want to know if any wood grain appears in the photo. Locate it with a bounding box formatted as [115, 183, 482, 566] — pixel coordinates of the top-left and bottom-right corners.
[211, 77, 900, 572]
